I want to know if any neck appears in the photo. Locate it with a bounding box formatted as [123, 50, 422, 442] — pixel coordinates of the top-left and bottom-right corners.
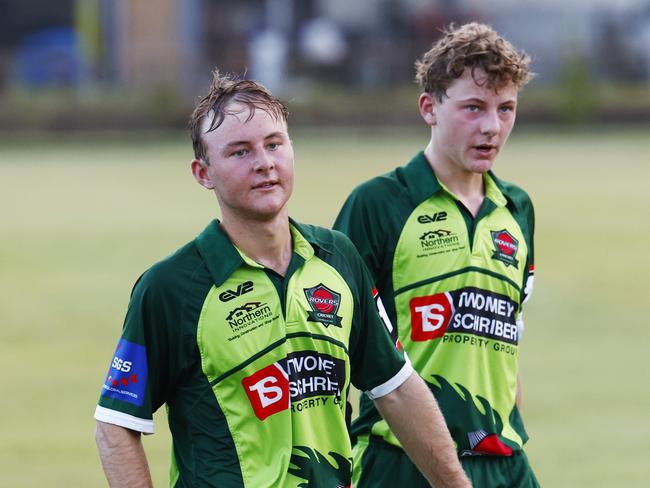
[220, 211, 293, 276]
[424, 142, 485, 217]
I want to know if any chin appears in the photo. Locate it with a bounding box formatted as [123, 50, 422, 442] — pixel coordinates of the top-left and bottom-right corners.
[470, 160, 494, 173]
[251, 202, 289, 220]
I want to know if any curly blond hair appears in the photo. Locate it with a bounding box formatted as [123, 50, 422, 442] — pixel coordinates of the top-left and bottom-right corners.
[415, 22, 532, 101]
[189, 70, 289, 163]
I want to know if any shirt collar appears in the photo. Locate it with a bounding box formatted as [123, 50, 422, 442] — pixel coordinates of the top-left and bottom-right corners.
[195, 220, 244, 287]
[404, 151, 516, 210]
[195, 219, 327, 286]
[401, 151, 443, 203]
[484, 172, 508, 208]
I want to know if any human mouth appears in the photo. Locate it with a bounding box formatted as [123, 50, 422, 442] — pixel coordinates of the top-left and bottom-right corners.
[473, 144, 497, 157]
[253, 180, 278, 190]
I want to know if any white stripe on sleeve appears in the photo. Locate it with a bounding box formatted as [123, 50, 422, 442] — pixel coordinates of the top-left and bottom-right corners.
[364, 354, 414, 400]
[94, 405, 155, 435]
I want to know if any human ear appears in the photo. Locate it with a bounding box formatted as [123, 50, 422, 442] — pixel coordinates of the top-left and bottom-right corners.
[191, 159, 214, 189]
[418, 92, 436, 126]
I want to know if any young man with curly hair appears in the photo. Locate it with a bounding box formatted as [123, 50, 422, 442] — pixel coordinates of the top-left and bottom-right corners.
[93, 70, 470, 488]
[334, 22, 540, 487]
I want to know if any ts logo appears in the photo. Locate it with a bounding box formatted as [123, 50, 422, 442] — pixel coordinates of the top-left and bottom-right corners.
[242, 363, 289, 420]
[409, 292, 454, 341]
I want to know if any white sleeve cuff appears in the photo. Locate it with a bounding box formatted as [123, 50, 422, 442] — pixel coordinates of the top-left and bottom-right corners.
[364, 354, 413, 400]
[94, 405, 155, 435]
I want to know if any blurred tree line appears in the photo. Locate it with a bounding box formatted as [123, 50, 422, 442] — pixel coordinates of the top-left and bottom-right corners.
[1, 0, 650, 131]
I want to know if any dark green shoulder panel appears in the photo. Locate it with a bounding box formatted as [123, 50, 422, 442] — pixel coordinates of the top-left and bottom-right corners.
[131, 240, 212, 325]
[126, 239, 214, 386]
[334, 169, 414, 282]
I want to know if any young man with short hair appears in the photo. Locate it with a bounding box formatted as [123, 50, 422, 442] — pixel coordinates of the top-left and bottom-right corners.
[334, 23, 540, 487]
[94, 71, 470, 488]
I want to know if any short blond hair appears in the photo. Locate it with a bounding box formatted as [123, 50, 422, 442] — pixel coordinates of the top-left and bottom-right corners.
[415, 22, 532, 101]
[189, 70, 289, 164]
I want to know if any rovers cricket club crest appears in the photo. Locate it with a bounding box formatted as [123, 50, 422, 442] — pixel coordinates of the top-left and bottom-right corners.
[490, 229, 519, 268]
[304, 283, 343, 328]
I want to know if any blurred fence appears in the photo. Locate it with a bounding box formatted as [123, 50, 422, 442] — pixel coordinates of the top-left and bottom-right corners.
[1, 0, 650, 131]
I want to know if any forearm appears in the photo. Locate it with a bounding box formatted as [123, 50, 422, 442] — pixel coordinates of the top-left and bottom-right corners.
[95, 421, 153, 488]
[374, 373, 471, 488]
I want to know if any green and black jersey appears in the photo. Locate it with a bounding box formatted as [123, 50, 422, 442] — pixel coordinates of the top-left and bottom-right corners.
[334, 152, 535, 458]
[95, 220, 410, 488]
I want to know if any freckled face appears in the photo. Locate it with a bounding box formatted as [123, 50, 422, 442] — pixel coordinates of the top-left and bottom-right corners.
[194, 104, 294, 223]
[429, 69, 518, 176]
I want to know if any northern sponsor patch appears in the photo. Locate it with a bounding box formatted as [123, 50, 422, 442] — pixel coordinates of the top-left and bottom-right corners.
[101, 339, 147, 406]
[225, 301, 277, 341]
[417, 229, 465, 258]
[490, 229, 519, 268]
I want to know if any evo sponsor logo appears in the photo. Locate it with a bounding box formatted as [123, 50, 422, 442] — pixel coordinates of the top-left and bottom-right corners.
[304, 283, 343, 328]
[410, 288, 519, 346]
[101, 339, 147, 406]
[417, 211, 447, 224]
[242, 351, 345, 420]
[490, 229, 519, 268]
[225, 301, 276, 341]
[218, 281, 254, 302]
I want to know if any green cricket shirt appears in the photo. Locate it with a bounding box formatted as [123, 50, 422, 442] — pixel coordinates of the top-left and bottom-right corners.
[95, 219, 410, 487]
[334, 152, 535, 457]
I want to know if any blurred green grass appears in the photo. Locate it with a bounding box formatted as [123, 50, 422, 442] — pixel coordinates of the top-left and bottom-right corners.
[1, 126, 649, 487]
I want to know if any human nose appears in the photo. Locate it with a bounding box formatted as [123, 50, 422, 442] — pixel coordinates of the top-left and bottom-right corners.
[253, 147, 274, 172]
[480, 110, 500, 137]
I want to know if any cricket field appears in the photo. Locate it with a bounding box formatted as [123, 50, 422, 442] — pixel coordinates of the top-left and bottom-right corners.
[1, 126, 648, 487]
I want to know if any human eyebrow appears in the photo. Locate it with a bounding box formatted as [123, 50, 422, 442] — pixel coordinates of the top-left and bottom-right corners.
[220, 140, 251, 157]
[457, 97, 485, 105]
[223, 140, 250, 149]
[498, 98, 517, 110]
[264, 131, 287, 141]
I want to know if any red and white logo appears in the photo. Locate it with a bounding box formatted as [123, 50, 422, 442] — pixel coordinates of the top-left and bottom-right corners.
[410, 292, 454, 342]
[242, 363, 289, 420]
[490, 229, 519, 268]
[304, 283, 343, 328]
[494, 231, 516, 255]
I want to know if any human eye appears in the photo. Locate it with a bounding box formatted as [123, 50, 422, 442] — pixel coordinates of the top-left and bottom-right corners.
[229, 148, 248, 157]
[499, 104, 515, 113]
[266, 138, 284, 150]
[465, 104, 480, 112]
